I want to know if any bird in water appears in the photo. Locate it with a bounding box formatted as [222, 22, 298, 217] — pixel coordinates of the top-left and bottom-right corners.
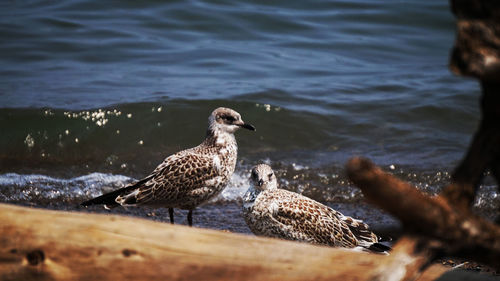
[81, 107, 255, 226]
[242, 164, 391, 253]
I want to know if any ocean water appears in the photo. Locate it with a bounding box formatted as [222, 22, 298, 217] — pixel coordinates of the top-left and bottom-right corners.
[0, 0, 496, 233]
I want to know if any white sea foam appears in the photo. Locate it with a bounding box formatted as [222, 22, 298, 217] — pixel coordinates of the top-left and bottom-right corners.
[474, 184, 499, 209]
[1, 171, 498, 211]
[212, 171, 251, 203]
[0, 171, 250, 204]
[0, 173, 133, 202]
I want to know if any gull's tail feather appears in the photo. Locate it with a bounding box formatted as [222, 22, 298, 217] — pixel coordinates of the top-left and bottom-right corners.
[80, 175, 153, 208]
[80, 187, 128, 208]
[116, 189, 141, 206]
[367, 242, 392, 254]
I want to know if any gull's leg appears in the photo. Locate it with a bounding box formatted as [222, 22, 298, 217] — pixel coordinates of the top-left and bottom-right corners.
[187, 210, 193, 227]
[168, 208, 174, 224]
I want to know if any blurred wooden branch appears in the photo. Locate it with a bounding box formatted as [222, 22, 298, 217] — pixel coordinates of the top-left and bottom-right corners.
[450, 1, 500, 81]
[345, 80, 500, 275]
[344, 1, 500, 278]
[346, 157, 500, 271]
[0, 203, 447, 281]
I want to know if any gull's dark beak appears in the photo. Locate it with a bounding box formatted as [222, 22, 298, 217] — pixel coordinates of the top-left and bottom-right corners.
[257, 179, 264, 187]
[235, 121, 256, 131]
[241, 123, 256, 131]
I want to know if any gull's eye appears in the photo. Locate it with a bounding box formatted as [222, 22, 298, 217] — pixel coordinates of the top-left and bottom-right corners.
[223, 115, 236, 122]
[251, 170, 257, 179]
[268, 173, 273, 179]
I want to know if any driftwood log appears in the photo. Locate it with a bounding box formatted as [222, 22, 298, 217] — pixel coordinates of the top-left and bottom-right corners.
[345, 0, 500, 278]
[0, 203, 447, 281]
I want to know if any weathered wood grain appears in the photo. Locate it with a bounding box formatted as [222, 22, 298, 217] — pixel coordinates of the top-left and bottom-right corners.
[0, 203, 447, 281]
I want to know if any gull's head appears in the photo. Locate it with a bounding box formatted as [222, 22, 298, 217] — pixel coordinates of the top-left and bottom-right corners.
[208, 107, 256, 134]
[250, 164, 278, 191]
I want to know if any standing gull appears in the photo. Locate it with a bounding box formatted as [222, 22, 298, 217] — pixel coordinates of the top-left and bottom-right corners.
[243, 164, 390, 253]
[82, 107, 255, 226]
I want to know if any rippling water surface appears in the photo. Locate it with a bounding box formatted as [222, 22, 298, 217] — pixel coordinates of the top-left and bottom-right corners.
[0, 0, 496, 232]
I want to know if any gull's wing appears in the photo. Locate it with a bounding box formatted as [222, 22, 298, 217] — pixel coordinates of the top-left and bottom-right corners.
[269, 190, 359, 248]
[81, 148, 219, 208]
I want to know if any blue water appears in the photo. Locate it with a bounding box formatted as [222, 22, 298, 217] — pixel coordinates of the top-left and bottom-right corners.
[1, 0, 477, 108]
[0, 0, 495, 231]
